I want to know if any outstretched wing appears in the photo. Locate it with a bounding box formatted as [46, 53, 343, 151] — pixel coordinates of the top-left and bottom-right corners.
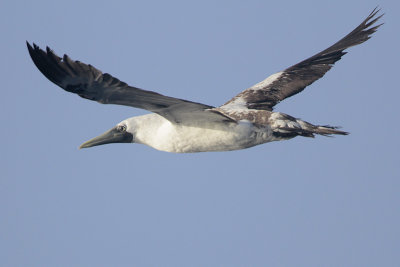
[27, 42, 233, 125]
[221, 8, 383, 111]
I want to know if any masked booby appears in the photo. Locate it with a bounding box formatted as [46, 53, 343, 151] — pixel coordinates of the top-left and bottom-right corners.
[27, 9, 382, 153]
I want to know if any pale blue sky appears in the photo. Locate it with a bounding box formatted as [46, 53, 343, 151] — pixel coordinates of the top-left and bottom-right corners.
[1, 0, 399, 266]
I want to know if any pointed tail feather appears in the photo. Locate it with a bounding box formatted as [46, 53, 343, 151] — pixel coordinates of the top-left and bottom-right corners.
[313, 125, 349, 136]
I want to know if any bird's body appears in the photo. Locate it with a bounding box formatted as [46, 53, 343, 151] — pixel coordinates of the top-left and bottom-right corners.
[130, 112, 341, 153]
[126, 114, 264, 153]
[27, 9, 383, 153]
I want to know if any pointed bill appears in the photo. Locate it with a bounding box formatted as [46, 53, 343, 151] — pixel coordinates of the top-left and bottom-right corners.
[79, 127, 133, 149]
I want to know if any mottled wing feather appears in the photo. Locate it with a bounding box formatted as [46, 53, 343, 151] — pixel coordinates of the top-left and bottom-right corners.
[27, 42, 233, 125]
[222, 8, 383, 111]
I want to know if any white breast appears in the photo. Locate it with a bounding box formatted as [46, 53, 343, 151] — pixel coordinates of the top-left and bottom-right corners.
[131, 114, 272, 153]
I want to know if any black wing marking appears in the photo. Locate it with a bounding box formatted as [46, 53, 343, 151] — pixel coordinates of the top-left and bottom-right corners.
[27, 42, 233, 125]
[222, 8, 383, 111]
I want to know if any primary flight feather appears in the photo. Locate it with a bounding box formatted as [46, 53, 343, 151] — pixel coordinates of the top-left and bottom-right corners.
[27, 8, 382, 153]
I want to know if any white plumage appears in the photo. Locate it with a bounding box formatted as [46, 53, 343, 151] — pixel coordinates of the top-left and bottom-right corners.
[118, 114, 270, 153]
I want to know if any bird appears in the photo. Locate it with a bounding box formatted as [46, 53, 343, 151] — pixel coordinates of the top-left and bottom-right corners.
[27, 8, 382, 153]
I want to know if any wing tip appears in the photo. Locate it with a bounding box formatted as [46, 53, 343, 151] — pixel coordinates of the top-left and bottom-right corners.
[364, 7, 384, 33]
[26, 41, 37, 57]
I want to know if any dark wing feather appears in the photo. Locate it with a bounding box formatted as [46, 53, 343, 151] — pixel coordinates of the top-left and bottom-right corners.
[27, 42, 233, 125]
[222, 8, 383, 111]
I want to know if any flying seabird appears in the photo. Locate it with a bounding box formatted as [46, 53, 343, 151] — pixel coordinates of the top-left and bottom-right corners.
[27, 9, 382, 153]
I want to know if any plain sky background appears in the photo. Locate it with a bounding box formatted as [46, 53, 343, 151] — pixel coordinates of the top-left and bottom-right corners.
[1, 0, 399, 266]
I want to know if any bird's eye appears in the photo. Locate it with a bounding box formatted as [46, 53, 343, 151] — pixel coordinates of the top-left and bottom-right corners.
[117, 125, 126, 132]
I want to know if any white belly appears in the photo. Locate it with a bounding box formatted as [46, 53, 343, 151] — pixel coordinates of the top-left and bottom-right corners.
[133, 114, 271, 153]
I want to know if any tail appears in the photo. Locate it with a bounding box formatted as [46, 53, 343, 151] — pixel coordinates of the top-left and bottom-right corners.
[270, 113, 349, 138]
[295, 120, 349, 137]
[311, 125, 349, 136]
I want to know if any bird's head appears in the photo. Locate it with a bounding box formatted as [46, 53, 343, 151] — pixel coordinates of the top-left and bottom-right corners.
[79, 120, 135, 149]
